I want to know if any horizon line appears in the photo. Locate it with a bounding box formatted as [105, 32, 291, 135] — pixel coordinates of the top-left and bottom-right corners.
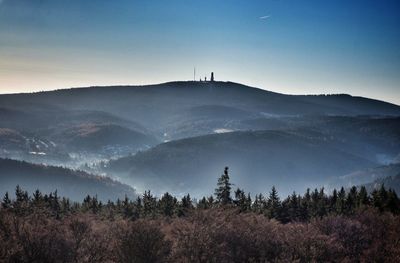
[0, 80, 399, 107]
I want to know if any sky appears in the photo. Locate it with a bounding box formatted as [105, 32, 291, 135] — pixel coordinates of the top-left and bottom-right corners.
[0, 0, 399, 104]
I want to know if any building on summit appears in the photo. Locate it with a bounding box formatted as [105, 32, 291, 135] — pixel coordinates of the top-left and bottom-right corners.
[198, 72, 215, 82]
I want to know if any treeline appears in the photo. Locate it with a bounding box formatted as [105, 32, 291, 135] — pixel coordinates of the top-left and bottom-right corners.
[2, 167, 399, 222]
[1, 167, 400, 262]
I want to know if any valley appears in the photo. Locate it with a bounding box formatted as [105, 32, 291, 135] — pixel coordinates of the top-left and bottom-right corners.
[1, 81, 399, 199]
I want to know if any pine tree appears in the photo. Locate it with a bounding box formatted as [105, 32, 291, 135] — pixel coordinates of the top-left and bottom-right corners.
[280, 198, 291, 223]
[15, 185, 28, 204]
[386, 189, 400, 214]
[142, 190, 157, 218]
[345, 186, 358, 214]
[61, 197, 71, 215]
[246, 193, 252, 212]
[33, 189, 43, 205]
[288, 192, 300, 221]
[310, 188, 320, 218]
[358, 186, 369, 207]
[181, 194, 193, 210]
[197, 197, 209, 209]
[266, 186, 281, 219]
[207, 195, 215, 208]
[252, 193, 265, 214]
[372, 185, 388, 212]
[336, 187, 346, 214]
[234, 188, 251, 212]
[82, 194, 99, 214]
[2, 192, 11, 209]
[159, 192, 176, 217]
[215, 167, 232, 205]
[116, 198, 122, 213]
[123, 195, 133, 218]
[317, 187, 327, 218]
[83, 195, 92, 211]
[300, 189, 311, 221]
[177, 194, 193, 216]
[14, 185, 29, 214]
[52, 190, 61, 217]
[132, 196, 142, 220]
[329, 189, 338, 213]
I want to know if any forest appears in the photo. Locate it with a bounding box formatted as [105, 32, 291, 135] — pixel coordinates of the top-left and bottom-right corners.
[1, 167, 400, 262]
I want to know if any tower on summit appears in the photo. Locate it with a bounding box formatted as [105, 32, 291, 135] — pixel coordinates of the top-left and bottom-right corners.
[211, 72, 214, 82]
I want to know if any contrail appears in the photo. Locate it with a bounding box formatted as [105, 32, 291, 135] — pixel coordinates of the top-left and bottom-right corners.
[259, 15, 271, 20]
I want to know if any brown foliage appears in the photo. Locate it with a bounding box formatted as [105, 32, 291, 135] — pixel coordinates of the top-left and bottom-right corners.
[66, 215, 113, 263]
[1, 208, 399, 263]
[1, 212, 73, 262]
[114, 220, 172, 263]
[0, 212, 113, 263]
[170, 209, 342, 263]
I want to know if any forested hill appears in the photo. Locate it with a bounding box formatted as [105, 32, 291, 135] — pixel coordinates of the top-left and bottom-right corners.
[1, 81, 399, 198]
[0, 158, 136, 201]
[106, 129, 380, 196]
[1, 81, 399, 132]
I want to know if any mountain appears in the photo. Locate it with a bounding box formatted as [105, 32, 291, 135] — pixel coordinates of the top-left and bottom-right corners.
[330, 163, 400, 189]
[0, 128, 29, 151]
[0, 127, 70, 165]
[47, 123, 158, 153]
[0, 108, 159, 166]
[1, 81, 399, 196]
[1, 81, 399, 141]
[106, 130, 381, 197]
[288, 116, 400, 164]
[0, 158, 136, 201]
[362, 173, 400, 194]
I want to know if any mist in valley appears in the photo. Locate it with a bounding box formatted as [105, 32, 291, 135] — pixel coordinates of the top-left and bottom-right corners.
[1, 81, 399, 200]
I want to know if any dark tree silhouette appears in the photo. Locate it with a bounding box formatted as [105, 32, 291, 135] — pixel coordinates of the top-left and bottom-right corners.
[2, 192, 11, 209]
[234, 188, 251, 212]
[266, 186, 281, 219]
[358, 186, 370, 207]
[159, 192, 177, 217]
[142, 190, 157, 218]
[215, 167, 233, 205]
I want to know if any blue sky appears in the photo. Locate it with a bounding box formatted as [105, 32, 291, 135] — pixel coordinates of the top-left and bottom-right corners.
[0, 0, 399, 104]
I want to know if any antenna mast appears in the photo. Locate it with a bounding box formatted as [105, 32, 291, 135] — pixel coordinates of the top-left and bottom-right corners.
[194, 67, 196, 81]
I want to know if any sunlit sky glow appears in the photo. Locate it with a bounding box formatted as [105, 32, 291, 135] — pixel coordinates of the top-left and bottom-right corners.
[0, 0, 399, 104]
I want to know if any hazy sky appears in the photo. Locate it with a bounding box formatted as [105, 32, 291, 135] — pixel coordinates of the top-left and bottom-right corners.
[0, 0, 399, 104]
